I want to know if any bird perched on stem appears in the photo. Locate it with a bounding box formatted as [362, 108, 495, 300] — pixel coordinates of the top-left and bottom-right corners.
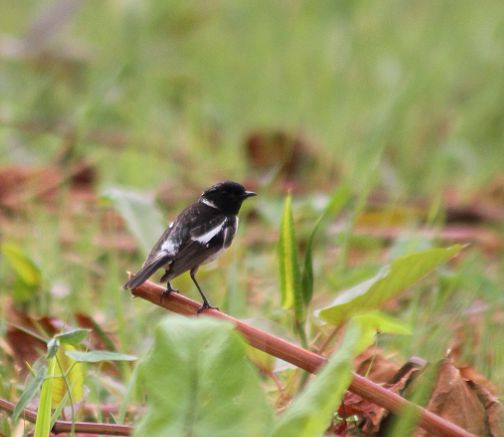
[124, 181, 256, 312]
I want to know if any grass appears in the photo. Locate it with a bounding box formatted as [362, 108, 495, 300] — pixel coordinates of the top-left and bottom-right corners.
[0, 0, 503, 433]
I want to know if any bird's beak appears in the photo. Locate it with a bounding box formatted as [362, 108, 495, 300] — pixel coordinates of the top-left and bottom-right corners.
[243, 191, 257, 198]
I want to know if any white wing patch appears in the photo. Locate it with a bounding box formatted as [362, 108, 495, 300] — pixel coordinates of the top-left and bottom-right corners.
[161, 238, 178, 255]
[192, 218, 226, 245]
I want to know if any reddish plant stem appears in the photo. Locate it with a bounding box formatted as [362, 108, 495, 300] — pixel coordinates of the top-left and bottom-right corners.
[0, 399, 131, 436]
[131, 279, 476, 437]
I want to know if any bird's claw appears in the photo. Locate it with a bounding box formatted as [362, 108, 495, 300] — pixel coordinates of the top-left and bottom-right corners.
[160, 286, 179, 303]
[197, 302, 219, 314]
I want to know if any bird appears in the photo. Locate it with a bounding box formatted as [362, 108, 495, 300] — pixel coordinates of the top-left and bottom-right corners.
[124, 181, 257, 312]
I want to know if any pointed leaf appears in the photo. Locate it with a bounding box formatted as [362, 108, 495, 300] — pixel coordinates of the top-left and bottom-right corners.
[134, 316, 273, 437]
[12, 365, 47, 423]
[270, 322, 367, 437]
[47, 338, 60, 359]
[55, 328, 90, 346]
[101, 186, 165, 255]
[302, 185, 350, 306]
[278, 194, 304, 322]
[318, 245, 464, 325]
[65, 350, 137, 363]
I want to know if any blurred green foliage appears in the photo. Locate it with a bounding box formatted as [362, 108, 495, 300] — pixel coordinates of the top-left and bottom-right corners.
[1, 0, 503, 193]
[0, 1, 503, 434]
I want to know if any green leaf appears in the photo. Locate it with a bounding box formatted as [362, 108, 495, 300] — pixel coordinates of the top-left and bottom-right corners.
[101, 186, 165, 256]
[134, 316, 273, 437]
[1, 242, 42, 302]
[65, 350, 137, 363]
[12, 365, 47, 423]
[55, 328, 90, 346]
[349, 310, 411, 353]
[34, 358, 56, 437]
[46, 338, 60, 359]
[270, 322, 366, 437]
[318, 245, 464, 325]
[301, 185, 350, 306]
[352, 310, 411, 335]
[278, 194, 304, 322]
[52, 345, 84, 409]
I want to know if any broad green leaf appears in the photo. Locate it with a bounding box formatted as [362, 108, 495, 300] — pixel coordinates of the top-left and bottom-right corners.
[34, 357, 56, 437]
[1, 242, 42, 302]
[270, 322, 367, 437]
[278, 194, 304, 322]
[318, 245, 464, 325]
[65, 350, 137, 363]
[101, 186, 165, 256]
[134, 316, 273, 437]
[52, 345, 84, 409]
[301, 185, 350, 306]
[55, 329, 90, 346]
[12, 364, 47, 423]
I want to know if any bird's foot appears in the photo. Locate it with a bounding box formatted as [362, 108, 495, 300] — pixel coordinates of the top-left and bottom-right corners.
[160, 285, 179, 303]
[196, 302, 219, 314]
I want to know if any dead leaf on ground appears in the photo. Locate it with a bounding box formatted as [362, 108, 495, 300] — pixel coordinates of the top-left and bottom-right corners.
[244, 129, 318, 190]
[0, 161, 96, 210]
[412, 358, 495, 437]
[339, 353, 424, 434]
[5, 311, 64, 375]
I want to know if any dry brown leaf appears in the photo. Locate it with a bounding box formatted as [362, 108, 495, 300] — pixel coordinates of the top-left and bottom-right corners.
[339, 353, 424, 434]
[468, 381, 504, 437]
[413, 358, 496, 437]
[355, 348, 402, 384]
[0, 162, 95, 210]
[244, 129, 317, 190]
[6, 311, 64, 375]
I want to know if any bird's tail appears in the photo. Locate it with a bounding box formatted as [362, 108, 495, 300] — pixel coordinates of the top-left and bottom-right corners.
[123, 256, 170, 290]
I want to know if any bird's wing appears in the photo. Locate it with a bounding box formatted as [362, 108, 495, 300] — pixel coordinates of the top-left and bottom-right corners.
[189, 215, 228, 246]
[124, 204, 229, 289]
[154, 214, 227, 274]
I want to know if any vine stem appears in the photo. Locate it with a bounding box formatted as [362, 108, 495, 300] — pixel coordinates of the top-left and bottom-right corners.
[0, 398, 131, 435]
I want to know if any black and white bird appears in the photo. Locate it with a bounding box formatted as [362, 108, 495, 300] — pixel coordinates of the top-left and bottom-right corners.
[123, 181, 256, 312]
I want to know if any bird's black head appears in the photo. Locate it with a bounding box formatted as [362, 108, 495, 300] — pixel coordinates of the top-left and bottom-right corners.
[200, 181, 256, 214]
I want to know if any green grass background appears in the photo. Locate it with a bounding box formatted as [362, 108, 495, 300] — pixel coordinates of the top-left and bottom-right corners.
[1, 0, 503, 427]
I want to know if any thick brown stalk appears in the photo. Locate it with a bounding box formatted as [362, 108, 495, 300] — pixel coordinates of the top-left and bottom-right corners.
[0, 399, 131, 435]
[131, 279, 476, 437]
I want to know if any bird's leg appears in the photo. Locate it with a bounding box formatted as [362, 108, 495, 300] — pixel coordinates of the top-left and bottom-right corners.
[160, 271, 179, 303]
[190, 268, 218, 313]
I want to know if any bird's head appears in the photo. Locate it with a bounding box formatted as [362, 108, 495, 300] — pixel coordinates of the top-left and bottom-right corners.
[200, 181, 256, 214]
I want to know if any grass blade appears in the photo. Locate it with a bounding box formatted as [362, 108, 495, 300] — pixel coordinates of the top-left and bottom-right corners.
[278, 194, 304, 322]
[12, 364, 47, 423]
[301, 185, 350, 306]
[34, 358, 55, 437]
